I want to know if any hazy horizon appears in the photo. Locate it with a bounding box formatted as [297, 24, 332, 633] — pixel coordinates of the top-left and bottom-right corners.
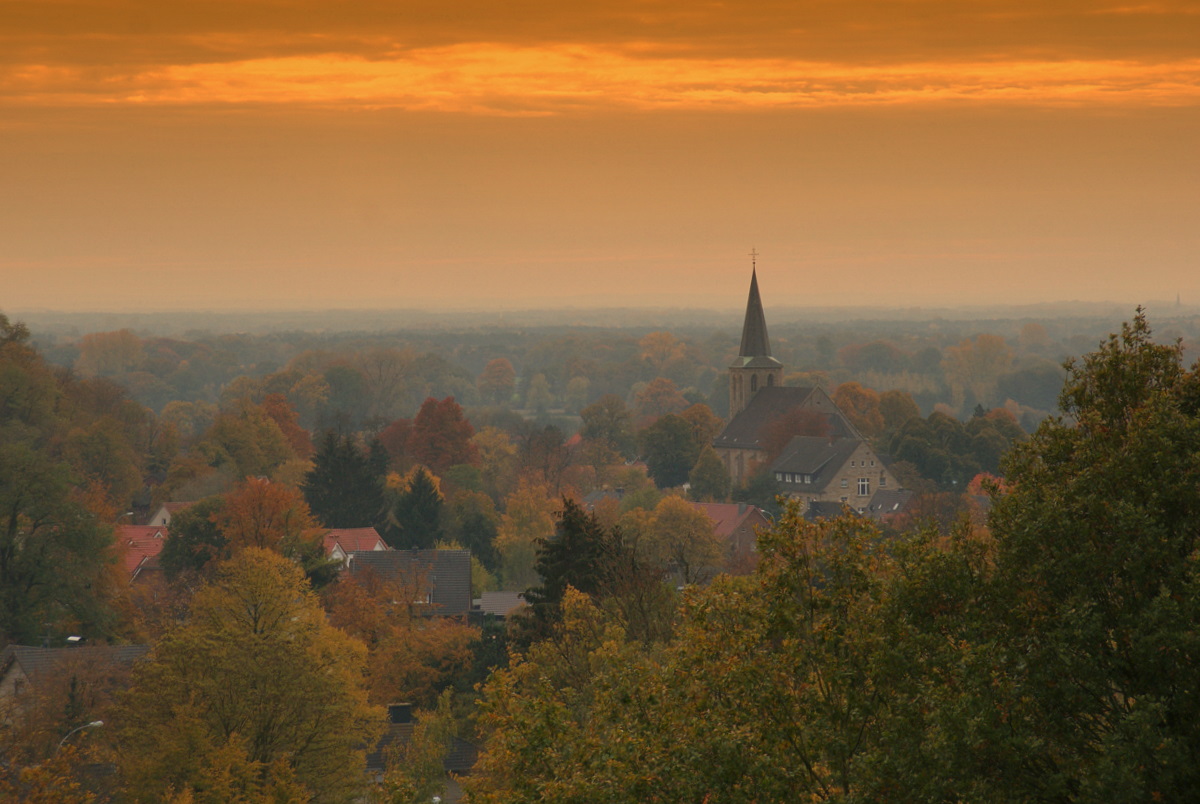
[4, 2, 1198, 311]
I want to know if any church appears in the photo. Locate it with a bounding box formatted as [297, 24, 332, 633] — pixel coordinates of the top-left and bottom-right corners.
[712, 269, 903, 515]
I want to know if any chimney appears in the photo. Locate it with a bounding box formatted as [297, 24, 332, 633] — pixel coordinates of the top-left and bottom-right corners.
[738, 502, 747, 515]
[388, 703, 413, 724]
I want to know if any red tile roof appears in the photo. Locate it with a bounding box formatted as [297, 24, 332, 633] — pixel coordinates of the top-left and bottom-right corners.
[691, 503, 764, 539]
[324, 527, 386, 555]
[116, 525, 168, 576]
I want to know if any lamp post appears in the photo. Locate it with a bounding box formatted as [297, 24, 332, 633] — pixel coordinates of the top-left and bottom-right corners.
[57, 720, 103, 752]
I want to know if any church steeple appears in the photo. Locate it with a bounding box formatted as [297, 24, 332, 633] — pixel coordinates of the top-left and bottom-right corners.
[739, 268, 772, 358]
[728, 259, 783, 418]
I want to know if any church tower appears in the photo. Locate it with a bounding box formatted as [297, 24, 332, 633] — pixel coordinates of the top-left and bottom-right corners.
[729, 267, 783, 417]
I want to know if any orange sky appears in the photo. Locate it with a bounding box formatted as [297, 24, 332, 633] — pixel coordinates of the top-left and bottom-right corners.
[3, 0, 1198, 311]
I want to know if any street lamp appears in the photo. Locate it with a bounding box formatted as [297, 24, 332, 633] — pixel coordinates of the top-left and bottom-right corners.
[57, 720, 103, 752]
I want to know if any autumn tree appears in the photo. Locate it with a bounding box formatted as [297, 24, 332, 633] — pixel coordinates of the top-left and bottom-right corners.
[632, 377, 689, 425]
[833, 381, 884, 438]
[324, 572, 478, 710]
[158, 496, 226, 578]
[477, 358, 517, 406]
[644, 495, 723, 585]
[406, 396, 477, 475]
[579, 394, 637, 459]
[260, 392, 313, 459]
[471, 426, 519, 502]
[118, 549, 381, 802]
[878, 388, 921, 434]
[688, 445, 731, 502]
[495, 479, 557, 590]
[215, 477, 327, 559]
[942, 333, 1013, 412]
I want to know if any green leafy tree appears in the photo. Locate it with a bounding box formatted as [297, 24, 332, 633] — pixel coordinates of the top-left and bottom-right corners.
[0, 444, 118, 644]
[970, 311, 1200, 800]
[158, 496, 226, 578]
[580, 394, 637, 459]
[688, 445, 731, 502]
[639, 413, 701, 489]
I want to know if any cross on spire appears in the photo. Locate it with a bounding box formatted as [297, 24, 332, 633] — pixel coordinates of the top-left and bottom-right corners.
[749, 247, 759, 271]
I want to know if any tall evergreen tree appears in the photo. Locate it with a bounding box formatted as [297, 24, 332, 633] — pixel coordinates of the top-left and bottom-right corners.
[301, 431, 387, 529]
[391, 467, 444, 549]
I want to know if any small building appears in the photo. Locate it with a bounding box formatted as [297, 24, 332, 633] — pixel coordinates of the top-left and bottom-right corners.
[691, 502, 771, 573]
[769, 436, 899, 510]
[145, 501, 196, 528]
[1, 644, 149, 726]
[116, 525, 168, 580]
[346, 550, 473, 618]
[323, 527, 389, 566]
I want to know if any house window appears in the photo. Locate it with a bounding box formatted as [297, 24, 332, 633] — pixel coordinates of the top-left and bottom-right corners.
[841, 496, 848, 503]
[880, 474, 887, 487]
[870, 460, 875, 467]
[841, 479, 848, 488]
[774, 472, 784, 481]
[804, 474, 811, 484]
[858, 477, 870, 496]
[850, 460, 856, 467]
[786, 473, 795, 483]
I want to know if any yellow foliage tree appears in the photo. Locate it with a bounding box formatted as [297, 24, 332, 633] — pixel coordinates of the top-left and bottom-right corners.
[118, 549, 382, 802]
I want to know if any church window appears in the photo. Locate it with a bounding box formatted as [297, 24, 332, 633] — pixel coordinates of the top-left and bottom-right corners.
[858, 477, 870, 496]
[751, 375, 758, 393]
[880, 474, 887, 487]
[767, 374, 775, 386]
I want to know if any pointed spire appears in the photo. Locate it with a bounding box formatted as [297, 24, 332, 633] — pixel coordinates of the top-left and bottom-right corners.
[738, 268, 772, 358]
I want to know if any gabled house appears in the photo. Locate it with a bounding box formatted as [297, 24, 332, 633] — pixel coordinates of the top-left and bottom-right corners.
[1, 645, 149, 726]
[323, 527, 388, 566]
[345, 550, 472, 618]
[116, 525, 168, 580]
[146, 501, 196, 528]
[768, 436, 899, 510]
[691, 502, 771, 573]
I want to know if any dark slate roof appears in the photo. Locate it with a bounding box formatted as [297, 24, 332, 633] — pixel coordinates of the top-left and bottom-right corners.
[346, 550, 472, 617]
[473, 591, 526, 618]
[769, 436, 862, 492]
[738, 269, 772, 358]
[1, 645, 149, 683]
[865, 488, 915, 518]
[806, 501, 852, 521]
[714, 386, 861, 451]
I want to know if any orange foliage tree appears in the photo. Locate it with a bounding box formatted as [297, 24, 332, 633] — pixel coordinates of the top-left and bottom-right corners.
[407, 396, 477, 475]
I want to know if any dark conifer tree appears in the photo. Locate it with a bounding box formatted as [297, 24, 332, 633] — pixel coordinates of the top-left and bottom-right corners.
[390, 466, 443, 549]
[301, 432, 387, 530]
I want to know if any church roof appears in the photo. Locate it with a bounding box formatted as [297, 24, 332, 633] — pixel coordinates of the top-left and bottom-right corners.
[738, 269, 772, 358]
[714, 386, 817, 449]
